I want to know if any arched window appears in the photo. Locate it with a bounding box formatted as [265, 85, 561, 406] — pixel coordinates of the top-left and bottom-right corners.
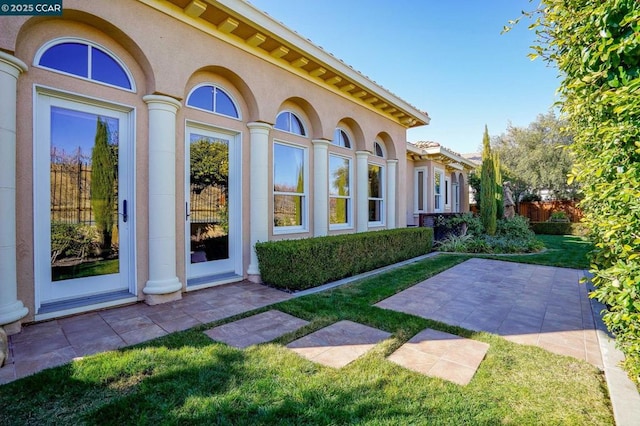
[374, 141, 385, 158]
[275, 111, 306, 136]
[332, 128, 351, 148]
[187, 84, 240, 118]
[36, 39, 134, 91]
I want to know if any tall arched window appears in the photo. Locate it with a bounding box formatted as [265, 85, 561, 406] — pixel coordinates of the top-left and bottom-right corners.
[374, 140, 385, 158]
[187, 84, 240, 118]
[36, 39, 134, 91]
[275, 111, 306, 136]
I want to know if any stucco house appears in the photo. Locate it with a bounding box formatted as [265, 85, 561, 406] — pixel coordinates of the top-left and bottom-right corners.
[0, 0, 473, 333]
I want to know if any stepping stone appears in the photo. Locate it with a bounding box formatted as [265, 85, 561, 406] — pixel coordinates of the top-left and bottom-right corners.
[388, 328, 489, 386]
[204, 310, 309, 348]
[287, 320, 391, 368]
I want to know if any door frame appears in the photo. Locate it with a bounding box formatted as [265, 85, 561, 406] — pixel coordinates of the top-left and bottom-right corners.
[33, 86, 137, 315]
[184, 120, 242, 288]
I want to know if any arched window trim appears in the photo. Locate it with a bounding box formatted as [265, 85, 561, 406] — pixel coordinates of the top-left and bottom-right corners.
[374, 140, 386, 158]
[186, 83, 242, 120]
[34, 37, 136, 92]
[274, 110, 307, 137]
[332, 127, 352, 149]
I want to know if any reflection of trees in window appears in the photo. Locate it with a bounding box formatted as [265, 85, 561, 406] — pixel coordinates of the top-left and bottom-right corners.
[189, 136, 229, 228]
[274, 143, 305, 228]
[368, 164, 383, 222]
[91, 117, 117, 256]
[330, 155, 350, 225]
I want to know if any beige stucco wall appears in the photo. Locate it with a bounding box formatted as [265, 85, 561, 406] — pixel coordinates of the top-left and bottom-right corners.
[1, 0, 413, 321]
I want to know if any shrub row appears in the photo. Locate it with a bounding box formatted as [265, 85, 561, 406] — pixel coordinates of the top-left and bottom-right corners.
[255, 227, 433, 291]
[530, 222, 589, 236]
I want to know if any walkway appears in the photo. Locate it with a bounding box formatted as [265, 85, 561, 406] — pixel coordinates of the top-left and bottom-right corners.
[0, 282, 291, 383]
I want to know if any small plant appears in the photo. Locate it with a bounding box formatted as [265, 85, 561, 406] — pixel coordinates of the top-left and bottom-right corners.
[51, 222, 99, 264]
[435, 234, 472, 252]
[549, 211, 569, 222]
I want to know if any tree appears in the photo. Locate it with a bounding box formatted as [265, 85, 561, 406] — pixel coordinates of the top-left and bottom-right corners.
[494, 151, 504, 219]
[492, 112, 577, 200]
[190, 138, 228, 195]
[480, 125, 497, 235]
[90, 118, 116, 256]
[527, 0, 640, 385]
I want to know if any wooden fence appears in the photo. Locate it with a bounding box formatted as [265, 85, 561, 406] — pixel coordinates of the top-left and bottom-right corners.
[470, 201, 583, 222]
[518, 201, 583, 223]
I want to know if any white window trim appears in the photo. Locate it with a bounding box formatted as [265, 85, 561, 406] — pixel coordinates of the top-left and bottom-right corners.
[34, 37, 136, 92]
[332, 127, 353, 149]
[329, 153, 353, 230]
[374, 140, 386, 158]
[368, 162, 385, 227]
[274, 110, 308, 137]
[273, 139, 308, 234]
[414, 167, 428, 214]
[434, 167, 444, 213]
[184, 120, 243, 282]
[33, 85, 137, 311]
[185, 83, 242, 120]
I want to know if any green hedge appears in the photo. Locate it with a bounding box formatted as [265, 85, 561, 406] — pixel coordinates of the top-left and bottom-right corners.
[530, 222, 589, 236]
[255, 227, 433, 291]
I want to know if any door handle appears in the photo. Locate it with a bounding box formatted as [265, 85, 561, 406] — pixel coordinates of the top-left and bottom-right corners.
[122, 199, 128, 223]
[186, 202, 190, 220]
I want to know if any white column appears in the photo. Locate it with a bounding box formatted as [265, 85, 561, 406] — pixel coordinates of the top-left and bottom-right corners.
[312, 139, 329, 237]
[247, 122, 272, 280]
[0, 52, 28, 331]
[356, 150, 369, 232]
[386, 159, 398, 229]
[142, 95, 182, 303]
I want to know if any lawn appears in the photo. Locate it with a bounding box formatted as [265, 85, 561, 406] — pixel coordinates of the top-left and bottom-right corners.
[479, 234, 593, 269]
[0, 238, 612, 425]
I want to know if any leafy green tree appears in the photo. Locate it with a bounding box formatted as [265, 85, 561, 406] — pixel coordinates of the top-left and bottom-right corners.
[480, 126, 497, 235]
[190, 138, 228, 195]
[492, 112, 577, 200]
[527, 0, 640, 384]
[91, 118, 116, 256]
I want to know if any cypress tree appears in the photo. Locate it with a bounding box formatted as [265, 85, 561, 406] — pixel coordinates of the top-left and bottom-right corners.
[91, 118, 116, 256]
[480, 125, 497, 235]
[494, 151, 503, 219]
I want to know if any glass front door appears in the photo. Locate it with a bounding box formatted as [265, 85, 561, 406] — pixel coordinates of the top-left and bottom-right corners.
[186, 125, 238, 282]
[35, 93, 133, 307]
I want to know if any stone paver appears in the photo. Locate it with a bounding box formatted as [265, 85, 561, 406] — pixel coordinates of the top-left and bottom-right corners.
[388, 328, 489, 386]
[1, 281, 291, 384]
[287, 320, 391, 368]
[204, 310, 309, 348]
[376, 258, 603, 368]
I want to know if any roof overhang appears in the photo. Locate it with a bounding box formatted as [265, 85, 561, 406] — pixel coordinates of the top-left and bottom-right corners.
[140, 0, 430, 128]
[406, 142, 477, 172]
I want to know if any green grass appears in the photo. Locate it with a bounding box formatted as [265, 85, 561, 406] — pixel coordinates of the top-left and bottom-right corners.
[0, 251, 612, 425]
[477, 234, 594, 269]
[52, 258, 119, 281]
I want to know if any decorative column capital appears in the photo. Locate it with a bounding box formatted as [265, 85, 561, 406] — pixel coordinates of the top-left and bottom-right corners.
[312, 139, 331, 149]
[386, 159, 399, 166]
[0, 51, 28, 78]
[247, 121, 272, 135]
[142, 94, 182, 112]
[356, 150, 370, 160]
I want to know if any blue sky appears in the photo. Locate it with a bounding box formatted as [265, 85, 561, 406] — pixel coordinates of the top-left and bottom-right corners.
[248, 0, 560, 154]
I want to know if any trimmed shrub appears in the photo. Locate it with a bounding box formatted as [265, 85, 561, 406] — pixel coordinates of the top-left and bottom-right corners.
[496, 216, 535, 240]
[255, 228, 433, 291]
[530, 222, 589, 236]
